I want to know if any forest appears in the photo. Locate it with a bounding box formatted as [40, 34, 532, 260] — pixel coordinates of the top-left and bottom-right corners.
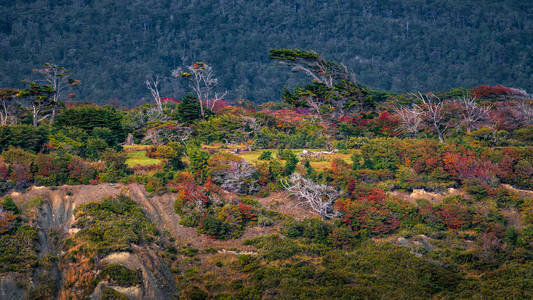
[1, 0, 532, 105]
[0, 47, 532, 299]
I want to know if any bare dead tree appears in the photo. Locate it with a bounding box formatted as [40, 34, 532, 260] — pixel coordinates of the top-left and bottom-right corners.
[394, 105, 423, 137]
[457, 96, 492, 133]
[282, 173, 341, 219]
[172, 62, 227, 118]
[238, 116, 261, 151]
[515, 99, 533, 126]
[210, 158, 258, 194]
[413, 92, 448, 143]
[145, 75, 163, 113]
[0, 88, 19, 125]
[141, 124, 192, 145]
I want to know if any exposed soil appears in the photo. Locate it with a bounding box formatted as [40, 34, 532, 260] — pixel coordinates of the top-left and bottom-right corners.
[388, 188, 462, 205]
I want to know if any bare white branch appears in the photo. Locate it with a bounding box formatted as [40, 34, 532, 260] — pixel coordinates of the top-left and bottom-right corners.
[394, 105, 423, 137]
[145, 75, 163, 113]
[413, 92, 448, 143]
[282, 173, 341, 219]
[173, 62, 227, 118]
[456, 96, 491, 133]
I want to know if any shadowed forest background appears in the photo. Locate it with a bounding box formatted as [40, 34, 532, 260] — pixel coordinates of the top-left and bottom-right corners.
[1, 0, 532, 105]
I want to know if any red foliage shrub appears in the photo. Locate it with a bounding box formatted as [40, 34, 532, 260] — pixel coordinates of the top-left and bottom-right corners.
[337, 111, 399, 137]
[0, 162, 8, 180]
[471, 85, 514, 99]
[237, 203, 258, 222]
[336, 188, 400, 235]
[443, 151, 495, 183]
[0, 210, 16, 234]
[9, 163, 31, 184]
[171, 172, 211, 207]
[67, 157, 98, 184]
[436, 204, 469, 230]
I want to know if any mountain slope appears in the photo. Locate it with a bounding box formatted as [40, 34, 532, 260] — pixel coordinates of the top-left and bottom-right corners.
[1, 0, 532, 104]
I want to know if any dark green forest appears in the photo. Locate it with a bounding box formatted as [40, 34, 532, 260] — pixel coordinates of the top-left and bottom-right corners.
[1, 0, 532, 105]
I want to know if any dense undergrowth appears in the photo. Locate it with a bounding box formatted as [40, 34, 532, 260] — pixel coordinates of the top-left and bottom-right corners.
[1, 58, 532, 298]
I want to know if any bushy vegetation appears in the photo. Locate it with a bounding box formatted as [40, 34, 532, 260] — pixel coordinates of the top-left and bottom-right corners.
[100, 264, 142, 287]
[71, 195, 159, 256]
[0, 43, 532, 299]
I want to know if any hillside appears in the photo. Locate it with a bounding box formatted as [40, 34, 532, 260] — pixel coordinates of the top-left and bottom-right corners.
[1, 72, 533, 298]
[1, 0, 532, 104]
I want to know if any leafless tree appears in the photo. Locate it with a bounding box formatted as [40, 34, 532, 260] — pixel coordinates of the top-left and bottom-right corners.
[282, 173, 341, 219]
[210, 158, 258, 194]
[33, 63, 79, 123]
[456, 96, 492, 133]
[413, 92, 448, 143]
[394, 105, 423, 137]
[141, 124, 192, 145]
[238, 116, 261, 151]
[0, 88, 19, 125]
[172, 62, 227, 118]
[145, 75, 163, 113]
[515, 99, 533, 126]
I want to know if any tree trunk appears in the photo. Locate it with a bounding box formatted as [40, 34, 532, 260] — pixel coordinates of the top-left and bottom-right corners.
[437, 130, 444, 143]
[50, 105, 57, 124]
[198, 99, 205, 118]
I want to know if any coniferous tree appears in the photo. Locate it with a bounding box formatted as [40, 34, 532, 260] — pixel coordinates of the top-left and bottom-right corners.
[176, 93, 201, 123]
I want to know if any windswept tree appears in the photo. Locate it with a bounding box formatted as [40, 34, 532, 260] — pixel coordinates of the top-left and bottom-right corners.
[269, 48, 355, 88]
[0, 88, 19, 125]
[33, 63, 79, 123]
[456, 96, 491, 133]
[270, 49, 366, 123]
[17, 82, 56, 127]
[172, 62, 227, 118]
[413, 92, 449, 143]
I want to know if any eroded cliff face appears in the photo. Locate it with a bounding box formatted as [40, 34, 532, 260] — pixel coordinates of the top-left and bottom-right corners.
[1, 184, 179, 300]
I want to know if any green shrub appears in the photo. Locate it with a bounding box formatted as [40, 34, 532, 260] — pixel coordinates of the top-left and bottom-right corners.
[0, 224, 38, 273]
[101, 287, 128, 300]
[361, 138, 400, 170]
[72, 195, 159, 256]
[55, 105, 126, 146]
[237, 254, 259, 272]
[184, 285, 208, 300]
[101, 264, 142, 286]
[258, 151, 272, 160]
[2, 196, 19, 214]
[351, 152, 363, 170]
[283, 151, 298, 176]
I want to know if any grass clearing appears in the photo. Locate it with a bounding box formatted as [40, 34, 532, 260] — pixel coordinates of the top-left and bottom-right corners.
[126, 150, 162, 167]
[236, 149, 353, 170]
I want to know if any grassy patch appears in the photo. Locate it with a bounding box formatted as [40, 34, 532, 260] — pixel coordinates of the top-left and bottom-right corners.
[236, 149, 353, 170]
[125, 150, 161, 167]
